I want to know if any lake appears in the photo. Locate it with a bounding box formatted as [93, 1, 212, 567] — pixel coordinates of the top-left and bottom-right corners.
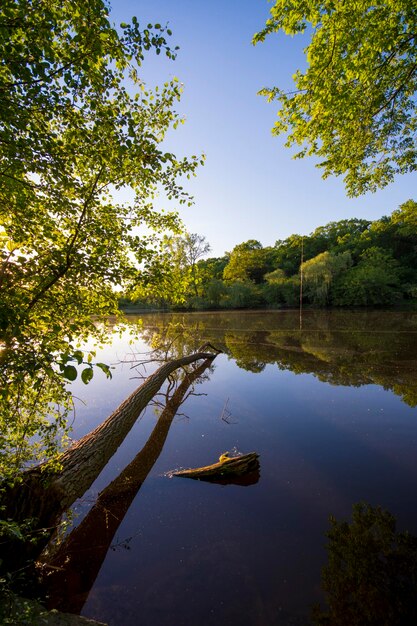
[43, 310, 417, 625]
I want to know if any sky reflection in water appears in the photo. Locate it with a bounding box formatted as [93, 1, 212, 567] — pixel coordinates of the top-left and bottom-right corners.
[51, 310, 417, 626]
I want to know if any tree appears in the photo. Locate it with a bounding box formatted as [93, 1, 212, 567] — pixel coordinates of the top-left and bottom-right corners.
[332, 247, 401, 306]
[0, 0, 199, 476]
[198, 255, 229, 282]
[391, 199, 417, 236]
[1, 0, 197, 345]
[223, 240, 275, 283]
[204, 278, 227, 308]
[1, 346, 220, 574]
[130, 232, 211, 306]
[39, 356, 215, 615]
[302, 251, 352, 306]
[222, 281, 262, 308]
[263, 268, 299, 306]
[198, 255, 229, 306]
[274, 234, 307, 276]
[310, 220, 371, 257]
[181, 232, 211, 296]
[254, 1, 417, 195]
[166, 231, 211, 299]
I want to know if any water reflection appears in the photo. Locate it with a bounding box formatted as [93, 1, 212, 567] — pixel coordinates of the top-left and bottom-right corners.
[313, 503, 417, 626]
[40, 357, 215, 614]
[27, 311, 417, 625]
[135, 310, 417, 407]
[72, 311, 417, 624]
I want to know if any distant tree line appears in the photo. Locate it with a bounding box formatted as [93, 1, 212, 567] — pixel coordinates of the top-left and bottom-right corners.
[121, 200, 417, 310]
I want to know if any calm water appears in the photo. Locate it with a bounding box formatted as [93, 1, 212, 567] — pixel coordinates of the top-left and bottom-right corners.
[45, 310, 417, 625]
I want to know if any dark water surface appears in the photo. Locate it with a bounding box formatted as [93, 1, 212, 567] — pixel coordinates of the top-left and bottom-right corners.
[48, 310, 417, 625]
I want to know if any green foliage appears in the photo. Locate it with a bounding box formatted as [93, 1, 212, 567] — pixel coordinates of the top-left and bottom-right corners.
[130, 231, 211, 306]
[254, 1, 417, 195]
[273, 234, 306, 276]
[1, 0, 197, 345]
[263, 272, 300, 306]
[313, 503, 417, 625]
[0, 589, 40, 625]
[198, 256, 229, 281]
[204, 279, 227, 308]
[181, 232, 211, 296]
[332, 247, 401, 306]
[391, 199, 417, 237]
[0, 0, 200, 476]
[311, 219, 372, 259]
[124, 200, 416, 312]
[302, 251, 352, 306]
[221, 281, 262, 309]
[223, 240, 275, 283]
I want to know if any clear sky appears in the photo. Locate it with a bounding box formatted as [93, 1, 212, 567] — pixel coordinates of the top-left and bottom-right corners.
[111, 0, 416, 257]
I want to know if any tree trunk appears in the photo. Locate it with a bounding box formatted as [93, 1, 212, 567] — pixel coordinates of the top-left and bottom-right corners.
[1, 346, 220, 571]
[53, 347, 219, 509]
[40, 357, 214, 614]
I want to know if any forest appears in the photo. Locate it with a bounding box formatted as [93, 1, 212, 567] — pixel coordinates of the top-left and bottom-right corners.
[121, 199, 417, 311]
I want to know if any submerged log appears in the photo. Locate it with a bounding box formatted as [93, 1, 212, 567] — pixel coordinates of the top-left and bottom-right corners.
[172, 451, 260, 482]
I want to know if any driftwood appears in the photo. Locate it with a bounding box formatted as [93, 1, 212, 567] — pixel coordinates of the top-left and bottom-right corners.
[172, 451, 260, 483]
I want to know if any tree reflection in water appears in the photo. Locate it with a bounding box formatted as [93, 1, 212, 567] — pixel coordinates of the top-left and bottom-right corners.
[38, 357, 215, 614]
[19, 310, 417, 623]
[313, 503, 417, 626]
[136, 310, 417, 407]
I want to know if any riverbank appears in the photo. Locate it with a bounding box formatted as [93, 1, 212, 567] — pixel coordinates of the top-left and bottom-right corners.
[2, 592, 107, 625]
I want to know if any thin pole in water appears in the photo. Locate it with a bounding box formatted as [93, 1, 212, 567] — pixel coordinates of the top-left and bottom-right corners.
[299, 237, 304, 330]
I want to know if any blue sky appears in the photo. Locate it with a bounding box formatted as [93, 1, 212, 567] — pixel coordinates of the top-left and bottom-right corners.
[111, 0, 416, 257]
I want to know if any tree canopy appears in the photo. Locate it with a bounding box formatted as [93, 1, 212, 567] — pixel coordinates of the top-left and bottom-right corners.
[254, 0, 417, 195]
[0, 0, 199, 475]
[1, 0, 198, 345]
[122, 200, 417, 312]
[223, 240, 275, 283]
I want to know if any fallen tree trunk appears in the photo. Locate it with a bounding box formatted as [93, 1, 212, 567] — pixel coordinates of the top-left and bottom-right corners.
[52, 345, 220, 509]
[40, 357, 214, 615]
[1, 345, 221, 570]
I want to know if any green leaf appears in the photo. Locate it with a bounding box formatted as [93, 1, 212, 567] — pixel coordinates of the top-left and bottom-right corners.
[0, 0, 201, 480]
[96, 362, 112, 378]
[81, 367, 94, 384]
[73, 350, 84, 365]
[254, 0, 417, 196]
[63, 365, 77, 381]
